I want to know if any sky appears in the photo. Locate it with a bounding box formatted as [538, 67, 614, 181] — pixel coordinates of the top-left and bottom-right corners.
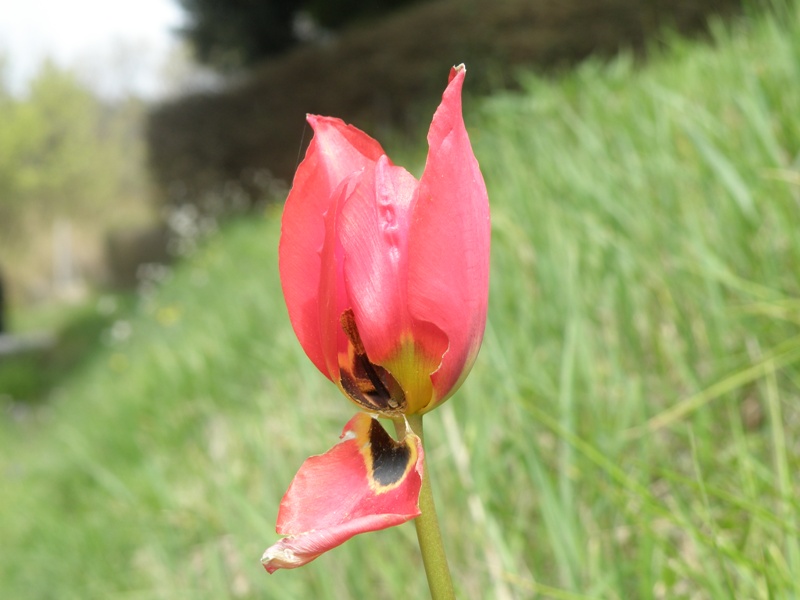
[0, 0, 186, 97]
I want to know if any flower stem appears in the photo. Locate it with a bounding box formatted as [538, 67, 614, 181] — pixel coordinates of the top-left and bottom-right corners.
[403, 413, 456, 600]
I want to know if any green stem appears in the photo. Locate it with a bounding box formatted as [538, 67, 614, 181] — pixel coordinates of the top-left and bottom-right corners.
[402, 413, 456, 600]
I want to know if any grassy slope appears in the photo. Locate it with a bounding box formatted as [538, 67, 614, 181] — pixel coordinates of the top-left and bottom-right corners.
[2, 3, 800, 598]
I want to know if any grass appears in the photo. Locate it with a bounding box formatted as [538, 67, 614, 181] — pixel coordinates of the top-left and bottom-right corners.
[2, 2, 800, 598]
[0, 295, 136, 405]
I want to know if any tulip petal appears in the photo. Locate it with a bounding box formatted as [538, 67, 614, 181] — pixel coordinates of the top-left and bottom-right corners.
[339, 157, 449, 413]
[408, 65, 491, 406]
[339, 155, 416, 361]
[262, 412, 423, 573]
[317, 174, 361, 382]
[279, 116, 385, 379]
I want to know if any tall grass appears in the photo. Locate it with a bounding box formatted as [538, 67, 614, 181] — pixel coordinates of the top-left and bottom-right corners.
[2, 2, 800, 598]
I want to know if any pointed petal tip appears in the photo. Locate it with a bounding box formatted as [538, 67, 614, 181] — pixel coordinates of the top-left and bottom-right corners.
[449, 63, 466, 81]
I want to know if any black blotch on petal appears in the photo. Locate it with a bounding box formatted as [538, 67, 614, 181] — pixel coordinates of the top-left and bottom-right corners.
[368, 419, 411, 487]
[339, 308, 406, 413]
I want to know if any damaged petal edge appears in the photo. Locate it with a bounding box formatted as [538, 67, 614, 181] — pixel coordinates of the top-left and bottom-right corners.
[261, 542, 302, 574]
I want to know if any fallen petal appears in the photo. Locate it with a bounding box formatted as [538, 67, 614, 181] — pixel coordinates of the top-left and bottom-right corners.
[262, 412, 423, 573]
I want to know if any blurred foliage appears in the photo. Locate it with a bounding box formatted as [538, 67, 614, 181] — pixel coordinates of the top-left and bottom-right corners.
[0, 294, 135, 404]
[177, 0, 298, 70]
[0, 60, 153, 301]
[177, 0, 430, 70]
[149, 0, 744, 213]
[307, 0, 429, 31]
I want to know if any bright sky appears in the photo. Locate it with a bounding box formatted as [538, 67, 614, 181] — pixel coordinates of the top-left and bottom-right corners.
[0, 0, 185, 97]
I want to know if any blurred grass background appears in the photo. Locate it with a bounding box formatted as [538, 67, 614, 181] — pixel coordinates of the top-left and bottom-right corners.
[2, 1, 800, 598]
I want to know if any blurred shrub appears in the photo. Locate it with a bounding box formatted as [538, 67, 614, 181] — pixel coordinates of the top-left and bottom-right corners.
[0, 61, 153, 301]
[177, 0, 432, 71]
[147, 0, 743, 212]
[0, 63, 146, 244]
[105, 225, 171, 290]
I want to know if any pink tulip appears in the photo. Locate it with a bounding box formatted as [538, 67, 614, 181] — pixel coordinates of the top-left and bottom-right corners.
[279, 64, 490, 416]
[263, 65, 490, 573]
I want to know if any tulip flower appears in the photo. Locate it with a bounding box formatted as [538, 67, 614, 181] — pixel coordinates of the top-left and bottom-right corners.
[263, 65, 489, 595]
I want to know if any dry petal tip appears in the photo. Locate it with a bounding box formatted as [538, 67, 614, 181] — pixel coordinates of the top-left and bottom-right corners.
[261, 543, 302, 574]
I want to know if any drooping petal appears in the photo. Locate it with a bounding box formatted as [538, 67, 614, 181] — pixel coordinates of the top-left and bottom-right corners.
[407, 65, 491, 408]
[262, 413, 423, 573]
[279, 116, 386, 379]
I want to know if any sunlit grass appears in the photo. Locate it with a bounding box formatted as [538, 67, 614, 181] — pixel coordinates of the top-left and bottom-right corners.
[2, 2, 800, 598]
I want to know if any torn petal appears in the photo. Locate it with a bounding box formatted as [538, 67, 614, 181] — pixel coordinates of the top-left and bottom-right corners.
[262, 412, 423, 573]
